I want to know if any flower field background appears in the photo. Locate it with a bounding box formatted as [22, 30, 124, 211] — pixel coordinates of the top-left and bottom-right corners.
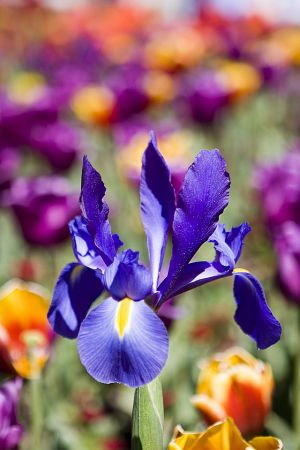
[0, 2, 299, 449]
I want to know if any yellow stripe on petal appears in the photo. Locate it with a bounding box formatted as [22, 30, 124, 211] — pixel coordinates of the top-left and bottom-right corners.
[115, 298, 133, 339]
[233, 268, 250, 274]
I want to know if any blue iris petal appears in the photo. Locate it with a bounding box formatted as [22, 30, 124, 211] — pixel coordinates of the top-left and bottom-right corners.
[161, 149, 230, 298]
[80, 156, 117, 265]
[48, 262, 104, 339]
[69, 216, 107, 271]
[77, 297, 169, 387]
[233, 271, 282, 349]
[209, 222, 251, 268]
[140, 132, 175, 290]
[104, 250, 152, 301]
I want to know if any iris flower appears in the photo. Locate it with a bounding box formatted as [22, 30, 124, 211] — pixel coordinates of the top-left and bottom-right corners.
[48, 133, 281, 387]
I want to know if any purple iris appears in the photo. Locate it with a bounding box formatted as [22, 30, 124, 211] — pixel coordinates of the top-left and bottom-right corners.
[0, 378, 23, 450]
[48, 133, 281, 388]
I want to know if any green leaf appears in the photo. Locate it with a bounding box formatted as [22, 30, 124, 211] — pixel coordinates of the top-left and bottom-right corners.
[131, 377, 164, 450]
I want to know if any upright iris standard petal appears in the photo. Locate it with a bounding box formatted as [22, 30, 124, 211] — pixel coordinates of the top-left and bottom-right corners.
[48, 263, 104, 339]
[104, 250, 152, 301]
[80, 156, 116, 264]
[209, 222, 251, 268]
[78, 297, 169, 387]
[69, 216, 107, 271]
[162, 150, 230, 297]
[140, 132, 175, 290]
[233, 272, 282, 349]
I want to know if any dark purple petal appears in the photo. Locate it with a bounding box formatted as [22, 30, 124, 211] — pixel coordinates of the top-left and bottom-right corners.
[104, 250, 152, 301]
[78, 297, 168, 387]
[48, 263, 103, 339]
[69, 216, 106, 271]
[80, 156, 116, 264]
[0, 378, 23, 450]
[233, 271, 281, 349]
[209, 222, 251, 268]
[140, 132, 175, 290]
[162, 149, 230, 297]
[159, 261, 229, 302]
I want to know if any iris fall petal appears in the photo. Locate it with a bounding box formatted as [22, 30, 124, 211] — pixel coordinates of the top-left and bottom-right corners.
[233, 272, 282, 349]
[78, 297, 169, 387]
[48, 263, 104, 339]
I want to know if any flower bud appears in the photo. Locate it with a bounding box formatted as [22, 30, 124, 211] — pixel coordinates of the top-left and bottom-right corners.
[192, 347, 273, 435]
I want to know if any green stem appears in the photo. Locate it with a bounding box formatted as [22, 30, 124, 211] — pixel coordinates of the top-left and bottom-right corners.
[30, 377, 43, 449]
[131, 377, 164, 450]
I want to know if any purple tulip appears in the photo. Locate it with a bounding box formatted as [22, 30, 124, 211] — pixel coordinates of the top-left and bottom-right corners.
[0, 148, 20, 204]
[179, 69, 230, 124]
[257, 148, 300, 303]
[275, 222, 300, 303]
[0, 94, 59, 147]
[8, 176, 80, 246]
[28, 121, 81, 171]
[109, 64, 149, 122]
[0, 378, 23, 450]
[256, 149, 300, 232]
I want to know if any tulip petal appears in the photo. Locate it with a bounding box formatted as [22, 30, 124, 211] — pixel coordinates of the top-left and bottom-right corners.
[249, 436, 283, 450]
[104, 250, 152, 301]
[162, 149, 230, 297]
[140, 132, 175, 290]
[78, 297, 169, 387]
[233, 272, 281, 349]
[48, 263, 104, 339]
[80, 156, 116, 264]
[69, 216, 107, 271]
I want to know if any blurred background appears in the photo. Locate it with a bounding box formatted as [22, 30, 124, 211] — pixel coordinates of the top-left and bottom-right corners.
[1, 0, 300, 449]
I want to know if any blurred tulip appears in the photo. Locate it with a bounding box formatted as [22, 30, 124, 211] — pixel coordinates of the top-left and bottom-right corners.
[275, 222, 300, 303]
[71, 85, 115, 126]
[144, 26, 205, 72]
[192, 347, 273, 435]
[142, 70, 177, 105]
[256, 149, 300, 232]
[180, 69, 229, 124]
[168, 418, 282, 450]
[8, 176, 80, 246]
[0, 280, 54, 379]
[110, 66, 150, 122]
[7, 71, 47, 106]
[217, 60, 262, 102]
[0, 148, 20, 205]
[27, 121, 81, 171]
[0, 378, 23, 450]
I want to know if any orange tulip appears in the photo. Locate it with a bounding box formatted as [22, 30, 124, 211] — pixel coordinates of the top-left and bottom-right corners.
[0, 280, 54, 379]
[192, 347, 273, 435]
[168, 418, 282, 450]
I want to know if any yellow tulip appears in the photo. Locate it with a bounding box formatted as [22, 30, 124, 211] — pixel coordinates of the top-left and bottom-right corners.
[168, 418, 282, 450]
[71, 85, 115, 125]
